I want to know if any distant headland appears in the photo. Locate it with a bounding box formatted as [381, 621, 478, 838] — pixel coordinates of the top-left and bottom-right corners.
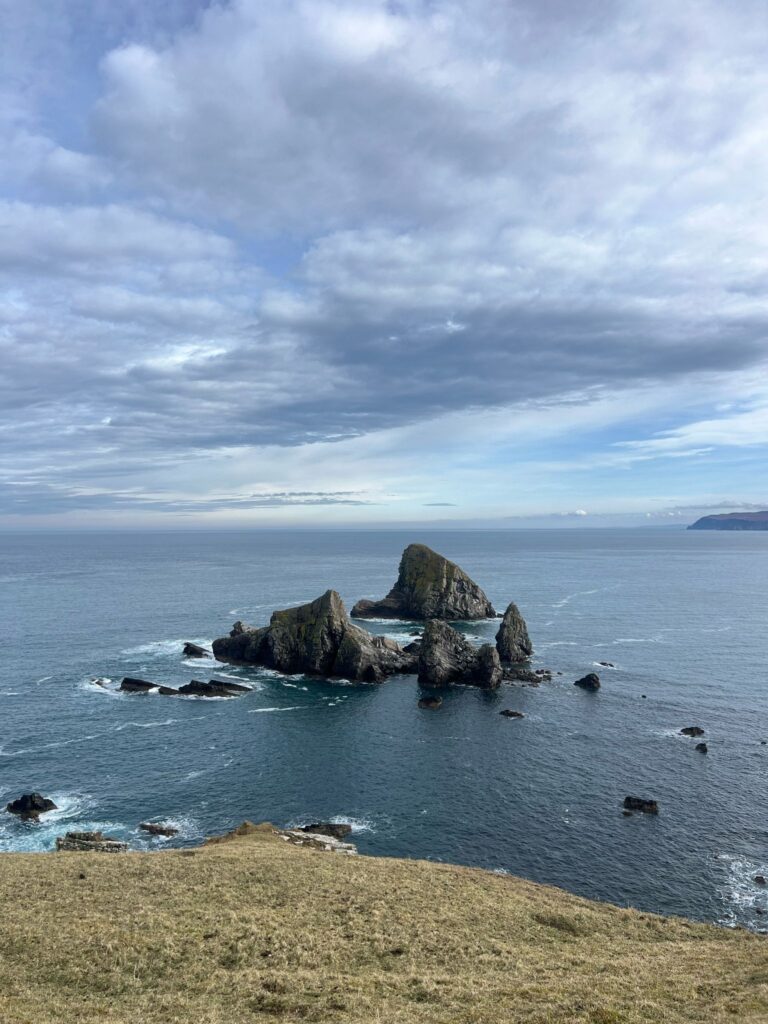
[688, 511, 768, 531]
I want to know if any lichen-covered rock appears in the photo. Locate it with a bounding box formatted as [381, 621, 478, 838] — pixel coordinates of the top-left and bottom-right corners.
[352, 543, 495, 621]
[56, 831, 128, 852]
[212, 590, 417, 682]
[417, 620, 501, 689]
[495, 601, 532, 663]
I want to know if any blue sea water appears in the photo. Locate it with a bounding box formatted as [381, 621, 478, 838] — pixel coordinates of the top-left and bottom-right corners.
[2, 528, 767, 930]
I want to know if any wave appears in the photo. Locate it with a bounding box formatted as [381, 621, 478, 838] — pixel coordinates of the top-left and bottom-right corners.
[715, 854, 768, 931]
[247, 705, 304, 714]
[122, 638, 213, 658]
[551, 588, 602, 609]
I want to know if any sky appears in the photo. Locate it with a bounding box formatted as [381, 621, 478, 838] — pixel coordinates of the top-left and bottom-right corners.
[1, 0, 767, 530]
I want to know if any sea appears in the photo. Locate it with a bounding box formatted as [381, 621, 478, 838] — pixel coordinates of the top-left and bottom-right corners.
[2, 528, 767, 930]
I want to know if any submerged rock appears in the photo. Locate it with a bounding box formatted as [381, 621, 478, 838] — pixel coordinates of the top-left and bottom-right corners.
[623, 796, 659, 814]
[213, 590, 417, 683]
[139, 822, 179, 837]
[574, 673, 601, 691]
[499, 709, 525, 718]
[182, 642, 210, 658]
[351, 543, 495, 621]
[418, 695, 443, 709]
[417, 620, 501, 689]
[6, 792, 57, 820]
[695, 742, 708, 754]
[495, 602, 533, 663]
[680, 726, 705, 737]
[296, 822, 352, 839]
[56, 831, 128, 853]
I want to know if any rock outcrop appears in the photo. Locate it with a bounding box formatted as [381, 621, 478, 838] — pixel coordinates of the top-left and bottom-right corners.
[495, 601, 533, 663]
[56, 831, 128, 852]
[213, 590, 417, 682]
[352, 543, 495, 621]
[296, 822, 352, 839]
[623, 796, 659, 814]
[177, 679, 251, 698]
[695, 742, 708, 754]
[120, 677, 158, 693]
[182, 642, 210, 658]
[6, 792, 57, 820]
[417, 620, 501, 689]
[139, 822, 179, 837]
[680, 726, 704, 737]
[499, 709, 525, 718]
[574, 673, 601, 691]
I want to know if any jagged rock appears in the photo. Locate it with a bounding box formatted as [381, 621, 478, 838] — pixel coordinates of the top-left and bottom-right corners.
[6, 792, 57, 820]
[418, 695, 443, 709]
[680, 726, 705, 737]
[55, 831, 128, 852]
[499, 709, 525, 718]
[177, 679, 250, 698]
[623, 796, 658, 814]
[574, 673, 600, 691]
[213, 590, 417, 682]
[120, 677, 158, 693]
[139, 822, 179, 837]
[351, 543, 495, 621]
[296, 822, 352, 839]
[695, 742, 708, 753]
[183, 642, 210, 658]
[417, 620, 501, 689]
[403, 640, 422, 654]
[495, 602, 532, 663]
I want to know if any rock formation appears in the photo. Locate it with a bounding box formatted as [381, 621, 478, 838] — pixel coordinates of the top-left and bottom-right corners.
[139, 822, 179, 837]
[119, 677, 158, 693]
[212, 590, 417, 682]
[680, 726, 704, 737]
[351, 543, 495, 620]
[695, 742, 708, 754]
[296, 822, 352, 839]
[417, 620, 501, 689]
[177, 679, 251, 698]
[418, 695, 443, 709]
[6, 792, 57, 820]
[499, 709, 525, 718]
[623, 796, 658, 814]
[182, 642, 210, 658]
[574, 673, 600, 691]
[495, 601, 532, 663]
[56, 831, 128, 852]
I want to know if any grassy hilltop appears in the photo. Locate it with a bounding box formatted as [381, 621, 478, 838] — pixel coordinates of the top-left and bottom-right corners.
[0, 824, 766, 1024]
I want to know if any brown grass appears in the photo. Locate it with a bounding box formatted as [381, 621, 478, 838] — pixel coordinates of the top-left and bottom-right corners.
[0, 822, 766, 1024]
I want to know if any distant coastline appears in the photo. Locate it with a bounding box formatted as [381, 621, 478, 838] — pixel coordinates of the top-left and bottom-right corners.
[688, 511, 768, 531]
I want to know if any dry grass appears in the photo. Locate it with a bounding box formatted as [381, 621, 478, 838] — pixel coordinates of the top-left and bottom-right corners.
[0, 823, 766, 1024]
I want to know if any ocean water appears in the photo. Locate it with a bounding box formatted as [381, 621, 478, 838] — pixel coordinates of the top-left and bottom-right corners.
[2, 528, 767, 930]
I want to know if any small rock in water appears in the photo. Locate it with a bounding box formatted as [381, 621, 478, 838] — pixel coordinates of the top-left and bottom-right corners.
[120, 677, 158, 693]
[418, 695, 443, 709]
[623, 796, 659, 814]
[499, 709, 525, 718]
[6, 792, 58, 820]
[641, 694, 647, 699]
[183, 642, 210, 658]
[598, 661, 615, 668]
[622, 810, 634, 817]
[680, 726, 705, 737]
[139, 822, 179, 837]
[755, 875, 767, 886]
[296, 822, 353, 839]
[695, 742, 708, 754]
[574, 673, 600, 691]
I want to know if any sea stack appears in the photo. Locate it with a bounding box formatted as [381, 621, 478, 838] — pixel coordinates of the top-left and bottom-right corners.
[212, 590, 417, 682]
[417, 620, 501, 689]
[495, 601, 533, 663]
[352, 543, 495, 620]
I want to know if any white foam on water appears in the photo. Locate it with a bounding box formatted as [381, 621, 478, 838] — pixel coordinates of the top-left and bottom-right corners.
[0, 691, 21, 696]
[113, 718, 181, 732]
[247, 705, 304, 713]
[552, 588, 602, 609]
[715, 854, 768, 929]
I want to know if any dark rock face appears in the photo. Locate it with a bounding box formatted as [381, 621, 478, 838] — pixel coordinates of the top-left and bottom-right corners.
[120, 677, 158, 693]
[296, 822, 352, 839]
[140, 822, 179, 837]
[695, 742, 708, 753]
[417, 620, 501, 689]
[418, 695, 443, 709]
[177, 679, 250, 698]
[499, 709, 525, 718]
[623, 796, 659, 814]
[495, 602, 532, 663]
[502, 665, 551, 685]
[680, 726, 705, 737]
[755, 875, 767, 886]
[55, 831, 128, 852]
[574, 673, 600, 691]
[351, 543, 495, 621]
[183, 642, 210, 658]
[6, 792, 57, 820]
[213, 590, 417, 683]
